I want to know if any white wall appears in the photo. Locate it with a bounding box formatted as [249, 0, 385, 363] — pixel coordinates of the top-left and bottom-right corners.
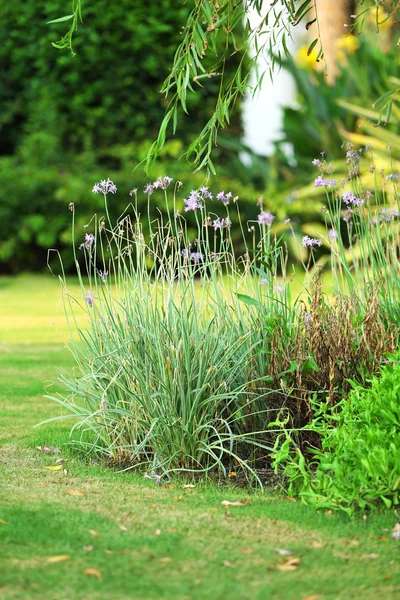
[242, 9, 298, 156]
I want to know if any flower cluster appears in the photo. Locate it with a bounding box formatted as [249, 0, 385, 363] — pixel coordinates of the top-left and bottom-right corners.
[312, 158, 324, 168]
[342, 191, 364, 207]
[181, 249, 204, 263]
[314, 175, 336, 188]
[184, 190, 204, 212]
[85, 290, 94, 307]
[302, 235, 322, 248]
[98, 270, 108, 283]
[346, 148, 361, 165]
[143, 176, 174, 195]
[216, 191, 232, 206]
[373, 208, 400, 225]
[79, 233, 95, 250]
[258, 211, 275, 226]
[328, 228, 338, 240]
[386, 173, 399, 181]
[199, 186, 213, 200]
[212, 217, 232, 230]
[92, 179, 117, 195]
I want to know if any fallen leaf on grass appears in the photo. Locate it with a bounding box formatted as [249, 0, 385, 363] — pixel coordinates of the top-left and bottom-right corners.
[309, 541, 324, 549]
[44, 465, 62, 471]
[158, 557, 172, 563]
[391, 523, 400, 541]
[163, 484, 175, 489]
[360, 553, 379, 560]
[173, 496, 184, 502]
[154, 529, 161, 536]
[239, 547, 253, 554]
[37, 446, 61, 454]
[276, 557, 301, 572]
[303, 595, 321, 600]
[341, 539, 359, 547]
[64, 490, 85, 497]
[0, 519, 7, 525]
[182, 484, 195, 489]
[221, 499, 250, 507]
[83, 546, 94, 552]
[88, 530, 99, 537]
[84, 568, 102, 580]
[47, 555, 70, 563]
[223, 560, 234, 568]
[378, 536, 388, 542]
[274, 548, 293, 556]
[228, 471, 237, 477]
[119, 525, 128, 532]
[55, 458, 68, 464]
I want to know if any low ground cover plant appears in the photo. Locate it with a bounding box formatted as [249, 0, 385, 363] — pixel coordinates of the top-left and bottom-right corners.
[271, 354, 400, 513]
[46, 145, 399, 508]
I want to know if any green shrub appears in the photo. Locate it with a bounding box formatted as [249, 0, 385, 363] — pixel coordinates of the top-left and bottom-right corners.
[271, 355, 400, 513]
[0, 0, 251, 273]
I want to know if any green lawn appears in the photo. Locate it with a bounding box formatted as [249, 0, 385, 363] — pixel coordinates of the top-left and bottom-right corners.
[1, 274, 399, 600]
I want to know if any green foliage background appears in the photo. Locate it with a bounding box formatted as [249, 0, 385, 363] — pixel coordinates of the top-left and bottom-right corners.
[0, 0, 256, 272]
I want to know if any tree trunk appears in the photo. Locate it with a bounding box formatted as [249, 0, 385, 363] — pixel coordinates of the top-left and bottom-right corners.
[315, 0, 355, 83]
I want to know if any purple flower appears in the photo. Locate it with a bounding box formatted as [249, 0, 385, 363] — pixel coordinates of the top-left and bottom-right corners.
[129, 188, 137, 196]
[314, 175, 336, 188]
[258, 211, 275, 226]
[92, 179, 117, 195]
[68, 202, 74, 211]
[302, 235, 322, 248]
[212, 217, 232, 230]
[190, 251, 204, 263]
[199, 186, 213, 200]
[312, 158, 324, 168]
[273, 284, 283, 294]
[303, 311, 312, 328]
[152, 176, 173, 190]
[342, 192, 364, 207]
[260, 278, 269, 286]
[386, 173, 400, 181]
[184, 190, 203, 212]
[216, 191, 232, 206]
[85, 291, 94, 307]
[79, 233, 95, 250]
[380, 208, 400, 223]
[346, 149, 361, 164]
[328, 228, 338, 240]
[98, 270, 108, 283]
[144, 183, 154, 195]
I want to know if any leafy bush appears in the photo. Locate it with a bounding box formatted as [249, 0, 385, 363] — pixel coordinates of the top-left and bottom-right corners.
[271, 355, 400, 513]
[0, 0, 244, 155]
[0, 0, 251, 273]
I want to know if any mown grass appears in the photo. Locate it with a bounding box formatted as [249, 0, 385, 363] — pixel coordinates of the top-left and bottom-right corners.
[1, 274, 399, 600]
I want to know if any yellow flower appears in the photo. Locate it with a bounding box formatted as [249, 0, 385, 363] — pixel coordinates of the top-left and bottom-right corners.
[368, 9, 393, 32]
[295, 45, 319, 69]
[336, 34, 359, 55]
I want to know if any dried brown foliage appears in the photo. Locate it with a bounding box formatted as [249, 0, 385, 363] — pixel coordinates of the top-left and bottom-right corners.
[268, 273, 398, 432]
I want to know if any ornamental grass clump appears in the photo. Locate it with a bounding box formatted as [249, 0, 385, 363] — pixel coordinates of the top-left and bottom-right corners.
[46, 178, 286, 483]
[46, 145, 400, 489]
